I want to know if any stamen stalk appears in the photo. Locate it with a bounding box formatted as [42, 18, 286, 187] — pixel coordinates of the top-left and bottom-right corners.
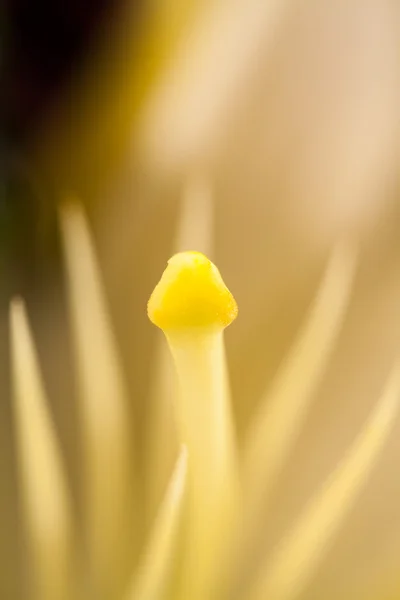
[166, 328, 237, 599]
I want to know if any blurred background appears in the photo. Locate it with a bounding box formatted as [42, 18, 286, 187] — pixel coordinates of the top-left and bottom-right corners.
[2, 1, 400, 598]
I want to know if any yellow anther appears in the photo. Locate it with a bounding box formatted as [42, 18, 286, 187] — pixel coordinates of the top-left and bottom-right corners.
[147, 251, 238, 330]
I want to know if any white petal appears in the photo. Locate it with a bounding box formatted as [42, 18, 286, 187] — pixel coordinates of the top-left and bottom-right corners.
[138, 0, 291, 172]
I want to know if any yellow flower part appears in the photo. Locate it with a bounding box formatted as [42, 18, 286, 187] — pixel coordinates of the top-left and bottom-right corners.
[7, 201, 400, 600]
[147, 251, 238, 330]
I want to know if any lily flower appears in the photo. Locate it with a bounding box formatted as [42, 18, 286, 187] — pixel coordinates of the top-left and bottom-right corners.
[7, 197, 400, 600]
[3, 2, 400, 600]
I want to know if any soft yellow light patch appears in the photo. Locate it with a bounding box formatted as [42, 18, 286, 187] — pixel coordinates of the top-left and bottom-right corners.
[148, 251, 237, 330]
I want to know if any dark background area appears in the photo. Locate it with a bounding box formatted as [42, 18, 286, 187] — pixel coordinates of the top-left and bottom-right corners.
[4, 0, 117, 142]
[2, 0, 142, 296]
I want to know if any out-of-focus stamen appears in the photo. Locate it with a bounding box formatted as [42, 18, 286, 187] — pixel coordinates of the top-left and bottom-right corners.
[60, 202, 134, 598]
[127, 446, 188, 600]
[248, 363, 400, 600]
[10, 298, 74, 600]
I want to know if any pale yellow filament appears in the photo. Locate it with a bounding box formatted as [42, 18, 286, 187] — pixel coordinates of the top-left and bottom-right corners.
[10, 299, 74, 600]
[241, 242, 356, 560]
[248, 364, 400, 600]
[59, 202, 133, 598]
[127, 447, 187, 600]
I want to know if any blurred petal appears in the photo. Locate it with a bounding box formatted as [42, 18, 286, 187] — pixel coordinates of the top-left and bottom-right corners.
[139, 0, 290, 173]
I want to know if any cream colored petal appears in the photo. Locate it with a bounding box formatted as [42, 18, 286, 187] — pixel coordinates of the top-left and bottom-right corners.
[139, 0, 291, 172]
[10, 299, 74, 600]
[59, 202, 134, 597]
[127, 447, 187, 600]
[247, 363, 400, 600]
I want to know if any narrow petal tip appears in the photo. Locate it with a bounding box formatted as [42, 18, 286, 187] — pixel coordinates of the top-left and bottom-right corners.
[147, 251, 238, 330]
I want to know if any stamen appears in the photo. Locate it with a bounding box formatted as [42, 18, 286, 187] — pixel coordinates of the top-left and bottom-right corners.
[127, 446, 188, 600]
[145, 339, 178, 527]
[146, 178, 213, 524]
[10, 299, 74, 600]
[248, 363, 400, 600]
[148, 251, 237, 330]
[148, 251, 238, 599]
[242, 243, 356, 537]
[59, 201, 133, 597]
